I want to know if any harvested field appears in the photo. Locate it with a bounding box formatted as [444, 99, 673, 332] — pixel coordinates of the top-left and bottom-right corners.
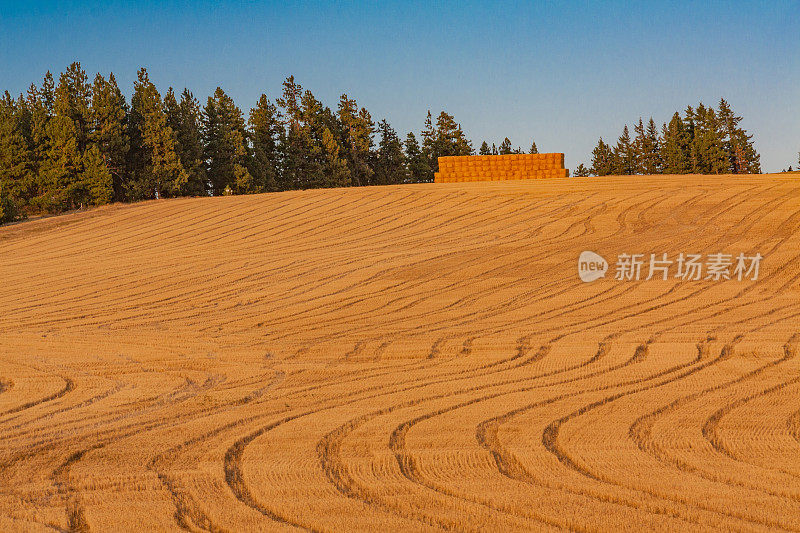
[1, 174, 800, 531]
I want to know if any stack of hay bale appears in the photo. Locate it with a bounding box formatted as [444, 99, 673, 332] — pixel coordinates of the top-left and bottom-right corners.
[434, 153, 569, 182]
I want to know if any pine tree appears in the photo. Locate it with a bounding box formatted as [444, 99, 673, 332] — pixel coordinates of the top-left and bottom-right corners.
[128, 68, 187, 200]
[297, 89, 332, 188]
[38, 114, 82, 210]
[419, 110, 471, 177]
[590, 137, 614, 176]
[41, 71, 55, 114]
[80, 144, 113, 205]
[276, 75, 303, 124]
[498, 137, 513, 155]
[683, 105, 698, 172]
[336, 94, 374, 187]
[613, 125, 636, 175]
[249, 94, 282, 192]
[299, 90, 351, 189]
[26, 76, 52, 184]
[0, 92, 34, 209]
[320, 126, 350, 187]
[644, 118, 662, 174]
[717, 98, 760, 174]
[660, 112, 689, 174]
[633, 117, 661, 175]
[34, 63, 93, 209]
[0, 183, 18, 223]
[165, 88, 206, 195]
[374, 119, 407, 185]
[730, 128, 761, 174]
[90, 73, 129, 201]
[529, 140, 538, 154]
[690, 103, 727, 174]
[633, 118, 647, 174]
[404, 132, 429, 183]
[276, 79, 330, 190]
[434, 111, 472, 157]
[420, 110, 436, 179]
[203, 87, 254, 194]
[479, 141, 491, 155]
[491, 143, 498, 155]
[574, 163, 589, 177]
[54, 62, 91, 154]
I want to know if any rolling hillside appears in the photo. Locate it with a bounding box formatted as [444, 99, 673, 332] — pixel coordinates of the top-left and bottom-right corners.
[2, 174, 800, 531]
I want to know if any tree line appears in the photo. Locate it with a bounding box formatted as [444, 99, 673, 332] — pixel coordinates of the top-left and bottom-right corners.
[0, 62, 477, 223]
[574, 99, 761, 177]
[0, 63, 775, 225]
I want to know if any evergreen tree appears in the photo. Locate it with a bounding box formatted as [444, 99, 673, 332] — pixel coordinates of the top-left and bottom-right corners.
[320, 126, 350, 187]
[613, 125, 636, 175]
[660, 112, 689, 174]
[529, 140, 538, 154]
[26, 76, 52, 186]
[38, 114, 82, 210]
[298, 89, 350, 188]
[689, 103, 727, 174]
[203, 87, 254, 194]
[41, 71, 55, 114]
[491, 143, 498, 155]
[419, 110, 471, 177]
[165, 88, 206, 195]
[54, 62, 91, 153]
[434, 111, 472, 157]
[590, 137, 614, 176]
[277, 76, 312, 190]
[479, 141, 491, 155]
[633, 118, 647, 174]
[374, 119, 407, 185]
[633, 117, 661, 174]
[498, 137, 513, 155]
[420, 110, 436, 180]
[90, 73, 129, 201]
[644, 118, 662, 174]
[0, 183, 18, 223]
[249, 94, 282, 192]
[404, 132, 429, 183]
[574, 163, 590, 177]
[717, 98, 760, 174]
[297, 89, 329, 188]
[0, 92, 34, 208]
[683, 105, 698, 172]
[276, 78, 324, 190]
[79, 144, 113, 205]
[128, 68, 187, 200]
[336, 94, 374, 187]
[32, 63, 94, 209]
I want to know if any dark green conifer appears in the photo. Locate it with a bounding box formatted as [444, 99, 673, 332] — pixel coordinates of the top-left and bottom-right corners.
[91, 73, 129, 201]
[404, 132, 429, 183]
[128, 68, 187, 200]
[203, 87, 253, 194]
[590, 137, 614, 176]
[374, 119, 407, 185]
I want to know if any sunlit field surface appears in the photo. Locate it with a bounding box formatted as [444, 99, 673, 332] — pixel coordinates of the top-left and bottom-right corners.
[2, 174, 800, 531]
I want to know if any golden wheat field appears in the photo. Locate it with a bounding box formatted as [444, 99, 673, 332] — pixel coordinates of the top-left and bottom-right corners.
[2, 174, 800, 532]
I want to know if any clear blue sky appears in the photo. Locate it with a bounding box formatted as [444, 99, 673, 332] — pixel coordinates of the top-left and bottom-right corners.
[2, 1, 798, 171]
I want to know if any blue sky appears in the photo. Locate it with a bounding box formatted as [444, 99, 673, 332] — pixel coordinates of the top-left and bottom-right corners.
[2, 0, 798, 171]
